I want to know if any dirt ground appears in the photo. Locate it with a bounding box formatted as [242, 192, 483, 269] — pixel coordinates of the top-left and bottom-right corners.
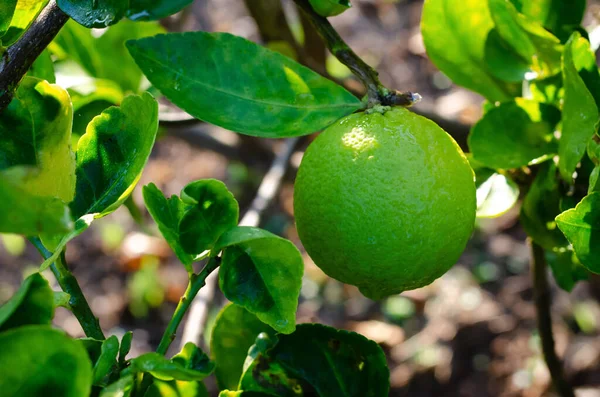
[2, 1, 600, 396]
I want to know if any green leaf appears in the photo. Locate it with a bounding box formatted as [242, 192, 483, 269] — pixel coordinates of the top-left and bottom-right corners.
[93, 335, 119, 386]
[529, 73, 563, 105]
[143, 183, 194, 269]
[0, 326, 92, 397]
[145, 379, 209, 397]
[125, 349, 214, 382]
[127, 0, 193, 21]
[52, 19, 165, 93]
[308, 0, 351, 17]
[216, 227, 303, 334]
[421, 0, 519, 101]
[1, 0, 48, 46]
[39, 214, 94, 271]
[172, 343, 215, 375]
[57, 0, 125, 28]
[0, 273, 53, 332]
[127, 32, 362, 137]
[220, 392, 278, 397]
[469, 99, 559, 169]
[521, 161, 568, 249]
[27, 49, 55, 83]
[0, 0, 18, 38]
[244, 324, 389, 397]
[211, 304, 275, 391]
[559, 32, 600, 183]
[556, 192, 600, 273]
[546, 247, 588, 292]
[179, 179, 239, 256]
[0, 77, 75, 235]
[488, 0, 562, 80]
[100, 375, 134, 397]
[70, 93, 159, 220]
[119, 331, 133, 365]
[54, 291, 71, 309]
[476, 173, 519, 218]
[69, 79, 125, 138]
[510, 0, 586, 42]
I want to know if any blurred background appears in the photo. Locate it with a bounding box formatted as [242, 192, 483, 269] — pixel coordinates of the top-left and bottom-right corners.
[3, 0, 600, 395]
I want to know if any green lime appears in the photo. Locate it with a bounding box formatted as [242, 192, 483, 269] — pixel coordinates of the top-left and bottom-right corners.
[293, 107, 476, 299]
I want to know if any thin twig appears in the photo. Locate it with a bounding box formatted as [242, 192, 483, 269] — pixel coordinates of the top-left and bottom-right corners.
[0, 1, 68, 112]
[530, 240, 575, 397]
[291, 0, 418, 107]
[179, 137, 301, 349]
[156, 257, 221, 355]
[29, 237, 105, 340]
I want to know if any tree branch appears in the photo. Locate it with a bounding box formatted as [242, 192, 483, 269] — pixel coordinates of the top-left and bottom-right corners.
[291, 0, 419, 107]
[530, 240, 575, 397]
[0, 0, 68, 112]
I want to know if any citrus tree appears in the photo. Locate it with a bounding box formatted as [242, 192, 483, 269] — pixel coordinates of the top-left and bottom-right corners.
[0, 0, 593, 395]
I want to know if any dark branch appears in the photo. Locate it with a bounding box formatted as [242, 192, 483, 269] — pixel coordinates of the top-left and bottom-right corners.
[530, 241, 575, 397]
[292, 0, 418, 108]
[0, 0, 68, 112]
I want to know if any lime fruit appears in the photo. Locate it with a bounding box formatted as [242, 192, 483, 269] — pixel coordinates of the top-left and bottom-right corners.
[293, 107, 476, 299]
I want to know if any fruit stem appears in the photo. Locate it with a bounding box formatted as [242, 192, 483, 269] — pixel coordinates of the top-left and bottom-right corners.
[530, 240, 575, 397]
[292, 0, 420, 108]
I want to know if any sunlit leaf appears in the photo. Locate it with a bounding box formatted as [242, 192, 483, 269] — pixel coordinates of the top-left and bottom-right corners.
[1, 0, 48, 46]
[57, 0, 125, 28]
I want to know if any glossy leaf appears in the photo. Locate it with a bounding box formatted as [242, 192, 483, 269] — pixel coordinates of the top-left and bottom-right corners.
[488, 0, 562, 80]
[0, 326, 92, 397]
[0, 78, 75, 235]
[421, 0, 518, 101]
[179, 179, 239, 256]
[93, 335, 119, 386]
[521, 161, 567, 249]
[244, 324, 389, 397]
[469, 99, 559, 169]
[100, 375, 134, 397]
[0, 273, 53, 332]
[0, 0, 18, 38]
[143, 183, 194, 268]
[119, 331, 133, 365]
[559, 33, 600, 183]
[127, 0, 193, 21]
[52, 19, 165, 93]
[127, 32, 362, 137]
[510, 0, 586, 42]
[308, 0, 351, 17]
[216, 227, 303, 334]
[211, 304, 275, 391]
[1, 0, 48, 46]
[70, 93, 159, 219]
[556, 192, 600, 273]
[126, 349, 214, 382]
[57, 0, 125, 28]
[546, 247, 588, 292]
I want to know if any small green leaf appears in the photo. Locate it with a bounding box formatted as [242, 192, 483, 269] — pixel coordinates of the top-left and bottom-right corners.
[127, 32, 362, 137]
[54, 291, 71, 309]
[559, 32, 600, 183]
[145, 379, 209, 397]
[0, 273, 53, 332]
[27, 49, 55, 83]
[546, 247, 588, 292]
[143, 183, 194, 269]
[93, 335, 119, 386]
[556, 192, 600, 273]
[100, 375, 134, 397]
[172, 343, 215, 375]
[211, 304, 275, 391]
[421, 0, 519, 101]
[127, 0, 193, 21]
[57, 0, 125, 28]
[1, 0, 48, 46]
[216, 227, 303, 334]
[476, 173, 519, 218]
[510, 0, 586, 42]
[70, 93, 159, 220]
[0, 0, 18, 38]
[308, 0, 351, 17]
[469, 99, 559, 169]
[488, 0, 562, 80]
[125, 350, 214, 382]
[119, 331, 133, 365]
[243, 324, 389, 397]
[179, 179, 239, 256]
[0, 326, 93, 397]
[521, 161, 568, 249]
[529, 73, 563, 105]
